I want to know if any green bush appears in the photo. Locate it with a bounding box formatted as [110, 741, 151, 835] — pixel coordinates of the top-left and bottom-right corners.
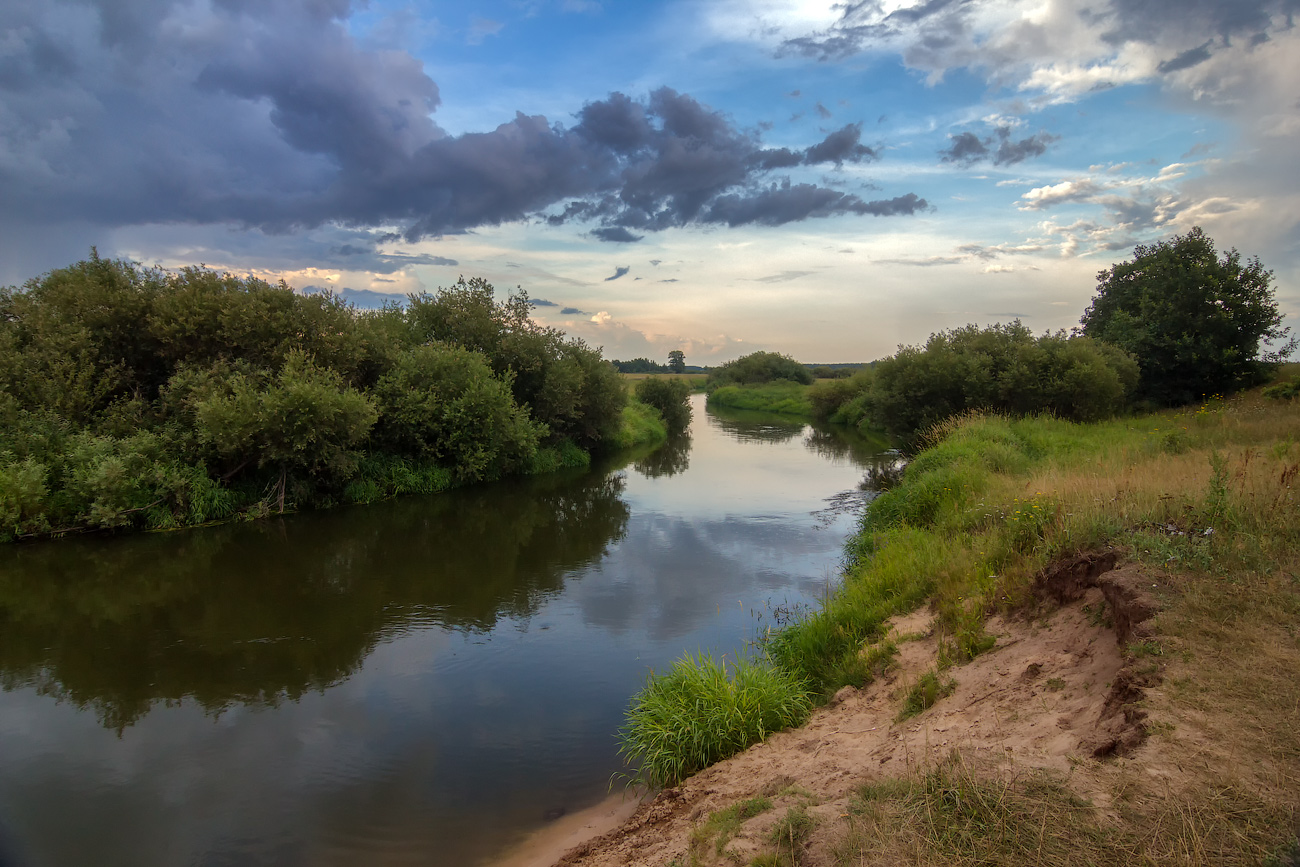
[819, 322, 1138, 445]
[634, 377, 692, 433]
[708, 351, 813, 388]
[0, 255, 626, 539]
[373, 343, 543, 481]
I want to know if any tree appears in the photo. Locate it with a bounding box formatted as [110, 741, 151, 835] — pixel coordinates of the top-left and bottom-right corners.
[1080, 227, 1295, 406]
[667, 349, 686, 373]
[708, 351, 812, 387]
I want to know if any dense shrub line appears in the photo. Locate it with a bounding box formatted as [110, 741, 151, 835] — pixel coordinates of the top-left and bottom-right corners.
[808, 322, 1139, 447]
[0, 254, 626, 540]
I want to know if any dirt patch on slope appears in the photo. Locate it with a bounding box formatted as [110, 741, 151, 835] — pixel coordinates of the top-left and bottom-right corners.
[543, 558, 1160, 867]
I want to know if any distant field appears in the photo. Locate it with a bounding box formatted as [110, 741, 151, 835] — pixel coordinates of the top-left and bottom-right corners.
[620, 372, 709, 387]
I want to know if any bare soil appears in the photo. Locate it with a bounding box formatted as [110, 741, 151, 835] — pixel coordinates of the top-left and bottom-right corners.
[501, 558, 1162, 867]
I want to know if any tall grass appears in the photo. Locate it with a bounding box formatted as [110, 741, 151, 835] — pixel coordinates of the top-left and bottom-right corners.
[618, 653, 811, 789]
[620, 390, 1300, 803]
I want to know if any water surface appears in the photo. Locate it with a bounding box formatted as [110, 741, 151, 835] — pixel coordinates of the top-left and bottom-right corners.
[0, 396, 889, 866]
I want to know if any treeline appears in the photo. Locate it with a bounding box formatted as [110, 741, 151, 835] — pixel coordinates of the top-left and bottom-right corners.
[809, 229, 1292, 447]
[0, 254, 629, 540]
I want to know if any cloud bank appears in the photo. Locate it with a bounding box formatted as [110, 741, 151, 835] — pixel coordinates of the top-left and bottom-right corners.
[0, 0, 927, 259]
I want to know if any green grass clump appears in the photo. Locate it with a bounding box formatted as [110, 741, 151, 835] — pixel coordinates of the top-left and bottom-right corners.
[689, 796, 773, 860]
[898, 669, 957, 720]
[618, 654, 811, 789]
[610, 399, 669, 449]
[765, 804, 816, 866]
[707, 382, 813, 416]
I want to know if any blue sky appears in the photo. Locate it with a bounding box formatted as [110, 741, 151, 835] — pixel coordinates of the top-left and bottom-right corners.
[2, 0, 1297, 363]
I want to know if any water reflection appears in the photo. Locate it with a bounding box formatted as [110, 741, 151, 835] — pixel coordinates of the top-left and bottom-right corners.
[0, 469, 629, 730]
[0, 402, 896, 867]
[633, 432, 692, 478]
[705, 404, 806, 444]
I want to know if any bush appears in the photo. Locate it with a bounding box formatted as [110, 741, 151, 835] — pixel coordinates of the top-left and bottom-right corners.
[709, 351, 813, 388]
[830, 322, 1138, 445]
[373, 343, 543, 481]
[0, 255, 627, 538]
[634, 377, 692, 433]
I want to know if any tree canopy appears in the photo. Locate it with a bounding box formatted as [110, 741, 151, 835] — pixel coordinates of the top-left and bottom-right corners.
[1, 255, 625, 540]
[1079, 227, 1295, 406]
[708, 351, 813, 387]
[808, 322, 1139, 446]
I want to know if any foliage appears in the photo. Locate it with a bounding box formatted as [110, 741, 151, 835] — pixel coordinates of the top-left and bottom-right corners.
[808, 369, 872, 422]
[371, 343, 542, 482]
[809, 322, 1137, 445]
[898, 668, 957, 719]
[610, 400, 669, 450]
[0, 255, 623, 538]
[708, 382, 813, 416]
[634, 376, 693, 433]
[612, 357, 669, 374]
[811, 365, 855, 379]
[1262, 376, 1300, 401]
[618, 653, 811, 789]
[1081, 226, 1295, 406]
[708, 351, 813, 388]
[194, 351, 379, 496]
[668, 349, 687, 373]
[406, 277, 625, 447]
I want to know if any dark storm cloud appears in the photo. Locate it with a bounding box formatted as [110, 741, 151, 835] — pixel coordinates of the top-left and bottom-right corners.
[591, 227, 644, 243]
[604, 266, 631, 281]
[560, 306, 590, 314]
[804, 124, 878, 165]
[531, 298, 560, 307]
[704, 186, 927, 227]
[1156, 41, 1215, 73]
[940, 127, 1057, 166]
[0, 0, 925, 267]
[750, 125, 876, 171]
[784, 0, 1298, 61]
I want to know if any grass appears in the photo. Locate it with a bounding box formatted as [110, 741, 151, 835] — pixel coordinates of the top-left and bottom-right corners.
[688, 797, 773, 863]
[620, 384, 1300, 864]
[707, 382, 813, 416]
[610, 398, 669, 450]
[617, 653, 811, 789]
[897, 669, 957, 720]
[621, 372, 710, 392]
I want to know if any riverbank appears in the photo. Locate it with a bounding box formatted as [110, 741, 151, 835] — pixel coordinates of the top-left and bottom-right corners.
[552, 388, 1300, 866]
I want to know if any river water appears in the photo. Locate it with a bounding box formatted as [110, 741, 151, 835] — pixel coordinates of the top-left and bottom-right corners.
[0, 395, 891, 867]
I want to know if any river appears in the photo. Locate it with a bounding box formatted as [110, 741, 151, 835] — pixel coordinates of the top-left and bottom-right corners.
[0, 394, 892, 866]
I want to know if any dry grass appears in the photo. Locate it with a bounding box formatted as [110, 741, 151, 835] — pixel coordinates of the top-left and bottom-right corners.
[797, 388, 1300, 865]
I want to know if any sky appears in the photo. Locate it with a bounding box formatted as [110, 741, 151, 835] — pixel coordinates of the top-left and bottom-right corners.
[2, 0, 1298, 364]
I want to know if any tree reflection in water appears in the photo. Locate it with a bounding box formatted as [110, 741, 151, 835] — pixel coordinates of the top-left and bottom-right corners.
[0, 469, 629, 730]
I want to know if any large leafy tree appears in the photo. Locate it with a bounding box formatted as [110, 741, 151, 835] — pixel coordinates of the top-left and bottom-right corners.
[1080, 227, 1295, 406]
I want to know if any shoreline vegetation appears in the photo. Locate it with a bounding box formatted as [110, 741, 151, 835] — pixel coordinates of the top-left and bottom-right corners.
[615, 228, 1299, 865]
[0, 254, 687, 543]
[615, 383, 1300, 865]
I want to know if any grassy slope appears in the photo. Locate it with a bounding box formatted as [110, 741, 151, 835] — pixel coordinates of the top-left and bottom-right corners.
[628, 388, 1300, 865]
[707, 382, 813, 416]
